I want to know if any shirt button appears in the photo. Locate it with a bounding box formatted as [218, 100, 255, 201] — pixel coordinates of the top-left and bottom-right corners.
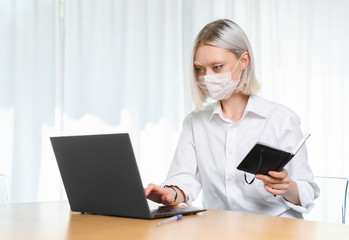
[227, 176, 233, 182]
[228, 151, 233, 156]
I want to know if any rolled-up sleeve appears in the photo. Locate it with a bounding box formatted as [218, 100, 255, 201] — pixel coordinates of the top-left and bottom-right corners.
[282, 180, 319, 213]
[280, 113, 320, 213]
[161, 114, 202, 205]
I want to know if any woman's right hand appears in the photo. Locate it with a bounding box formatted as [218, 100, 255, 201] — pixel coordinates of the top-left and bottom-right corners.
[144, 183, 175, 205]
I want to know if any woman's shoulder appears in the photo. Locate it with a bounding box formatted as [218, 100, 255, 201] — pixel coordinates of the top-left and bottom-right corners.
[183, 102, 216, 122]
[190, 102, 216, 117]
[253, 95, 300, 121]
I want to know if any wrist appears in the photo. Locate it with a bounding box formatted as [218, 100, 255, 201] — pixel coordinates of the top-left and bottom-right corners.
[282, 179, 301, 205]
[164, 185, 178, 203]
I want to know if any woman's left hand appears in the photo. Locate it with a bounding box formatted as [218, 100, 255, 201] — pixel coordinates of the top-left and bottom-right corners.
[255, 168, 300, 205]
[255, 168, 290, 196]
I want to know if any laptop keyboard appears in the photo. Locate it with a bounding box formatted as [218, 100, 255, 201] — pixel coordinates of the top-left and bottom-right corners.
[150, 206, 200, 217]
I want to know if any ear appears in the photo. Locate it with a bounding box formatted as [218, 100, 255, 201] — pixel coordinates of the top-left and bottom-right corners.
[239, 52, 250, 70]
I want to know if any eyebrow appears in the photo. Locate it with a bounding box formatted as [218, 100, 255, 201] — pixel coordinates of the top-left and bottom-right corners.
[193, 61, 224, 67]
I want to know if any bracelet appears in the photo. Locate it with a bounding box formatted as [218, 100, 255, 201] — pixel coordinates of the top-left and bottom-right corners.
[164, 185, 178, 203]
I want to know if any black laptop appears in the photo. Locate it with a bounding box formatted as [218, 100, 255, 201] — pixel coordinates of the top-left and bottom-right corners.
[50, 133, 206, 219]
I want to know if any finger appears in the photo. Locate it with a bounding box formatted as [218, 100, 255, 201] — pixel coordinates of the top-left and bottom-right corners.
[264, 184, 287, 195]
[268, 169, 288, 179]
[145, 183, 158, 196]
[255, 174, 269, 181]
[256, 174, 283, 184]
[144, 184, 152, 195]
[266, 183, 289, 191]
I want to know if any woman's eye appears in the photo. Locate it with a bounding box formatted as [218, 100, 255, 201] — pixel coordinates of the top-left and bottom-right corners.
[213, 65, 223, 71]
[194, 67, 203, 73]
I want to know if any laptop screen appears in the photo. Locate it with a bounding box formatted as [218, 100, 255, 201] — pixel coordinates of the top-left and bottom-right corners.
[51, 133, 152, 219]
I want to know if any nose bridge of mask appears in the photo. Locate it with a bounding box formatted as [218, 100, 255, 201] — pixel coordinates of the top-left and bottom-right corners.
[203, 71, 231, 83]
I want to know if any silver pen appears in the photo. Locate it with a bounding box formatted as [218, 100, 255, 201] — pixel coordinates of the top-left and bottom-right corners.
[157, 214, 183, 226]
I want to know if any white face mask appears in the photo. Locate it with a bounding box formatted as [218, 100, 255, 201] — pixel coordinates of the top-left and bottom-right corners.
[197, 57, 242, 100]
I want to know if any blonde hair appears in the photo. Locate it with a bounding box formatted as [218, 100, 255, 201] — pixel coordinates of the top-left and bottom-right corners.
[191, 19, 260, 110]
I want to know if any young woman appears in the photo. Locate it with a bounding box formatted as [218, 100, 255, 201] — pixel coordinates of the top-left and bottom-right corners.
[145, 19, 319, 218]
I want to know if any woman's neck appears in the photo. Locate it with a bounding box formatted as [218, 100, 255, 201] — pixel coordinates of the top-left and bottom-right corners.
[220, 93, 249, 123]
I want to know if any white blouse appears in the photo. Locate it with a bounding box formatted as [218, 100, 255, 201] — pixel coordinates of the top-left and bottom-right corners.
[162, 95, 320, 218]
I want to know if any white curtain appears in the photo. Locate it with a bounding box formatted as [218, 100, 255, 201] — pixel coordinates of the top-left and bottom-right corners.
[1, 0, 348, 206]
[0, 0, 58, 202]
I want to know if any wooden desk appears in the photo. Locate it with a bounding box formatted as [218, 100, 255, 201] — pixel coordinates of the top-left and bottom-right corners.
[1, 201, 349, 240]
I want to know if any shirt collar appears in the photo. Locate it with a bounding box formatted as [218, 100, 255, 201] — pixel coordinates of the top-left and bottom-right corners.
[244, 95, 268, 118]
[209, 95, 268, 121]
[209, 101, 224, 121]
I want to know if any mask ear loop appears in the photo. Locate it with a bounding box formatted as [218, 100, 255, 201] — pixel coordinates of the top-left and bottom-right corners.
[234, 69, 243, 82]
[233, 51, 249, 82]
[230, 55, 243, 76]
[244, 148, 264, 184]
